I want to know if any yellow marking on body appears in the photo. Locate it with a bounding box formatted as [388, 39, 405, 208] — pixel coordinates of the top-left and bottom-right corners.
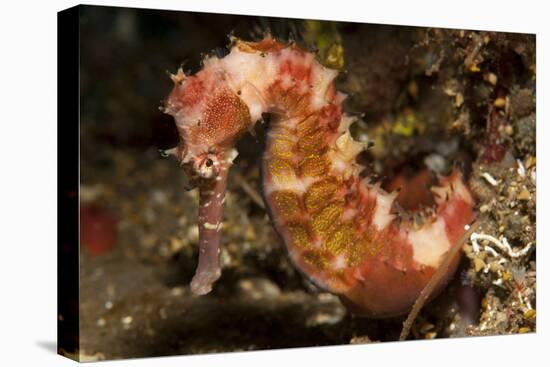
[300, 154, 329, 177]
[345, 236, 369, 266]
[323, 223, 354, 254]
[367, 241, 383, 257]
[312, 202, 344, 236]
[303, 250, 328, 270]
[344, 226, 382, 266]
[271, 190, 302, 220]
[296, 114, 319, 137]
[305, 177, 340, 212]
[269, 124, 295, 138]
[287, 222, 312, 249]
[268, 157, 296, 185]
[298, 129, 326, 155]
[270, 137, 295, 159]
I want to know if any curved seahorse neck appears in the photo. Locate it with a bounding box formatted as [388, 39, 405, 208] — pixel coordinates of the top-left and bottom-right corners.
[220, 38, 342, 125]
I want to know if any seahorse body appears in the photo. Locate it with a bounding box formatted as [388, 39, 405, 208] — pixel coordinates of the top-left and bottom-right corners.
[163, 36, 474, 317]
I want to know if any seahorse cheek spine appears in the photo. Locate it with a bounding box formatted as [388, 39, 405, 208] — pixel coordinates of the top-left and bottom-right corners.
[163, 37, 475, 317]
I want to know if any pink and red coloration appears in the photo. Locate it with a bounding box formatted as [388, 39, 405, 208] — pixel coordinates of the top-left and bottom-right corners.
[162, 36, 475, 317]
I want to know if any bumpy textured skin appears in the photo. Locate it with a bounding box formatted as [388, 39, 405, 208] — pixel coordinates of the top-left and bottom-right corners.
[163, 36, 475, 317]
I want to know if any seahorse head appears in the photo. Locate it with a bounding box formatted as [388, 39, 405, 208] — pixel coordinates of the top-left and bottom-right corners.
[160, 52, 257, 295]
[161, 35, 314, 184]
[162, 63, 253, 185]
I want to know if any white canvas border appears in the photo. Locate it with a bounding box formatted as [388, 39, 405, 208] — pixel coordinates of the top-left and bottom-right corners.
[0, 0, 545, 366]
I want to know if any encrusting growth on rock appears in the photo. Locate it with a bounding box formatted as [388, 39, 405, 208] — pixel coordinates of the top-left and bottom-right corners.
[162, 35, 475, 317]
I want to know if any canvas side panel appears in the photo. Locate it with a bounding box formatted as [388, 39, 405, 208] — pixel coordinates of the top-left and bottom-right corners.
[57, 5, 81, 362]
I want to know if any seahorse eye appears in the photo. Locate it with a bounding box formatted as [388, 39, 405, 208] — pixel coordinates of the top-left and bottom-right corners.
[196, 154, 219, 179]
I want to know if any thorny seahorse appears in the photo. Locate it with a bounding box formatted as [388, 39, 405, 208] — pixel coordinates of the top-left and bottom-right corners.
[161, 36, 475, 318]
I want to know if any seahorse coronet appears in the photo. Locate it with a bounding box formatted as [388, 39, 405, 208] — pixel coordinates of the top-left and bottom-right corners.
[163, 35, 475, 317]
